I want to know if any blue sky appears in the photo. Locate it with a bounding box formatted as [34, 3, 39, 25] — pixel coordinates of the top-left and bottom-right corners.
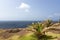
[0, 0, 60, 21]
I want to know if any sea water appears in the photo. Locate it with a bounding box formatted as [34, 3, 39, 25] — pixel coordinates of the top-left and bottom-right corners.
[0, 21, 39, 29]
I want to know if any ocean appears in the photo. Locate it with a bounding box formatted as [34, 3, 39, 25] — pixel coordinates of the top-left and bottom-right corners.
[0, 21, 40, 29]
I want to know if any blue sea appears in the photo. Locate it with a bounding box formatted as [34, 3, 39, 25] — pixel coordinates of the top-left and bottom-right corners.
[0, 21, 40, 29]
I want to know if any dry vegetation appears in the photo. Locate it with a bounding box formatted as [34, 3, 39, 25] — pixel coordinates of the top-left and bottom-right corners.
[0, 19, 60, 40]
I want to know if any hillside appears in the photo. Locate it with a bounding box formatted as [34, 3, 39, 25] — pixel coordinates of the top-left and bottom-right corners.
[0, 23, 60, 40]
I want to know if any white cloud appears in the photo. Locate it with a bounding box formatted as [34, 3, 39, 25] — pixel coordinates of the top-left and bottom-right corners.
[48, 13, 60, 18]
[17, 2, 30, 12]
[53, 13, 60, 16]
[25, 9, 29, 12]
[19, 3, 30, 9]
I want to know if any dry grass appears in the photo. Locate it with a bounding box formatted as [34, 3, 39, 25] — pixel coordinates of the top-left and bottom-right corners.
[0, 21, 60, 40]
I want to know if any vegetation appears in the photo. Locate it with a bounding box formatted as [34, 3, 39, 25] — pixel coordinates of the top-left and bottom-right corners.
[26, 19, 60, 40]
[19, 32, 38, 40]
[27, 20, 53, 40]
[0, 19, 60, 40]
[42, 19, 52, 27]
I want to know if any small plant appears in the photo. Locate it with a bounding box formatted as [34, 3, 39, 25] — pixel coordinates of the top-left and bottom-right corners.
[28, 21, 56, 40]
[28, 22, 46, 40]
[42, 19, 52, 27]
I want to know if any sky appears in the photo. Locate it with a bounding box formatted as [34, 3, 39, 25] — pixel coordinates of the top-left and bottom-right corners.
[0, 0, 60, 21]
